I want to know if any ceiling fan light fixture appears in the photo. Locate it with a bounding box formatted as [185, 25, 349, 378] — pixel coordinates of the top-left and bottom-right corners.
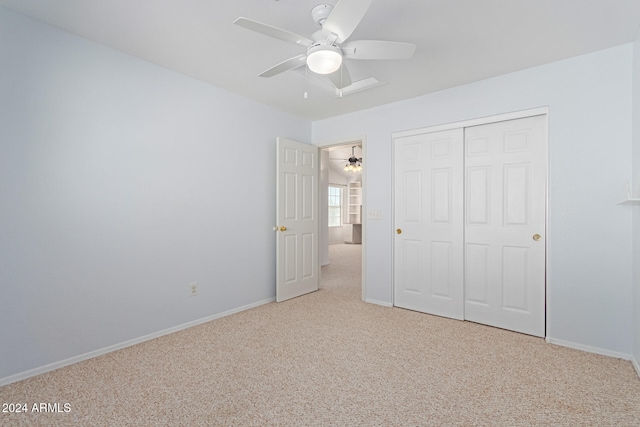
[344, 161, 362, 173]
[344, 163, 362, 173]
[306, 44, 342, 74]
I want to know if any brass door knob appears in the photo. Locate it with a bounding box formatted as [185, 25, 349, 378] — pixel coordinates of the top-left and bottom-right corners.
[532, 233, 541, 241]
[280, 226, 287, 232]
[396, 228, 402, 234]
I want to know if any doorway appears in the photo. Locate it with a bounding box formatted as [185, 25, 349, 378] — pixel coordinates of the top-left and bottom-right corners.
[317, 138, 366, 301]
[321, 243, 362, 300]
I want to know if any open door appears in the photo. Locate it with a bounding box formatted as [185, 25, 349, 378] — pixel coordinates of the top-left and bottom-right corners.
[276, 137, 319, 302]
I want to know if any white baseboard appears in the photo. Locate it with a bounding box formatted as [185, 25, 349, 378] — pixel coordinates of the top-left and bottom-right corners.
[633, 356, 640, 379]
[546, 337, 632, 361]
[0, 297, 275, 387]
[365, 298, 393, 307]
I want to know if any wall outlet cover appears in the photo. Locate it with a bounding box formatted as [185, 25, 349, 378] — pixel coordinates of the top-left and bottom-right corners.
[189, 282, 198, 296]
[368, 209, 381, 220]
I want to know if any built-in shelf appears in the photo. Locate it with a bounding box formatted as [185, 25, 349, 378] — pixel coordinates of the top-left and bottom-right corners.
[344, 181, 362, 244]
[346, 181, 362, 224]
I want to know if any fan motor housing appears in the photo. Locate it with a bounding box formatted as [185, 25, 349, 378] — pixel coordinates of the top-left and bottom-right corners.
[311, 4, 333, 26]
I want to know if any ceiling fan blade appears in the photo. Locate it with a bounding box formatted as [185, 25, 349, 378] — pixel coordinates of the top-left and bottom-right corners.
[327, 63, 352, 89]
[342, 40, 416, 60]
[322, 0, 373, 44]
[234, 17, 313, 47]
[259, 54, 307, 78]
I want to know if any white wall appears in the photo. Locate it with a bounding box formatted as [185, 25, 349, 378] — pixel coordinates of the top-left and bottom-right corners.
[633, 31, 640, 372]
[0, 7, 311, 382]
[329, 167, 349, 185]
[313, 45, 634, 356]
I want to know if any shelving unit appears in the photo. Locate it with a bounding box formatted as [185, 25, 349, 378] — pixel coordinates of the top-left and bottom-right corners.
[343, 181, 362, 244]
[346, 181, 362, 224]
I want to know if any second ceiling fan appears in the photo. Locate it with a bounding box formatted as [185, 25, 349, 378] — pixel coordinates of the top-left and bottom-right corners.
[234, 0, 416, 91]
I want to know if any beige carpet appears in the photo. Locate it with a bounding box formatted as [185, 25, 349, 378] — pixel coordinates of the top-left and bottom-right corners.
[1, 243, 640, 426]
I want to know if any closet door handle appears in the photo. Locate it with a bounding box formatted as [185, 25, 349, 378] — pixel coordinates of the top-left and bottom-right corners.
[396, 228, 402, 234]
[280, 226, 287, 232]
[532, 233, 541, 241]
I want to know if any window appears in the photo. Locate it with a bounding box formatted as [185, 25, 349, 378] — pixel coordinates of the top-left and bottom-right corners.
[328, 186, 343, 227]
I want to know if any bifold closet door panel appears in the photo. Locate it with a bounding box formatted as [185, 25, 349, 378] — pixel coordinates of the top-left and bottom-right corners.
[393, 129, 464, 320]
[464, 115, 546, 337]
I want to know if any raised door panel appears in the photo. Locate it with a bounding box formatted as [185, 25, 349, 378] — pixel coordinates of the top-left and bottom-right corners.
[465, 243, 489, 305]
[284, 172, 297, 221]
[301, 174, 314, 220]
[430, 241, 453, 299]
[403, 170, 422, 223]
[466, 167, 491, 225]
[503, 163, 529, 226]
[283, 235, 297, 284]
[432, 168, 452, 223]
[401, 239, 423, 295]
[301, 232, 314, 279]
[502, 245, 529, 312]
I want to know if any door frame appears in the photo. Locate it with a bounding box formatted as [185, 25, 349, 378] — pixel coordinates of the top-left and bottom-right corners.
[391, 106, 549, 338]
[315, 135, 367, 301]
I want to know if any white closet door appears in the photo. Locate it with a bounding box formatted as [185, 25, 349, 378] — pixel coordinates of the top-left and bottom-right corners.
[394, 129, 464, 320]
[464, 115, 546, 337]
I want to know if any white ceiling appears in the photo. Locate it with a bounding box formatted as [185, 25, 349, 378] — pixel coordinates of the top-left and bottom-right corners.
[2, 0, 640, 121]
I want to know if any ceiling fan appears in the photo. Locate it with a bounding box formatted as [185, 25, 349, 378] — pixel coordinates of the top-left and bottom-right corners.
[331, 146, 363, 173]
[233, 0, 416, 92]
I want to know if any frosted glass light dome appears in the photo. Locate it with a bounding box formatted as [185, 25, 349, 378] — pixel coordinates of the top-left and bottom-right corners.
[306, 44, 342, 74]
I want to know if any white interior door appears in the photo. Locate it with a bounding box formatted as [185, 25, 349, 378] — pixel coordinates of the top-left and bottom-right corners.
[394, 129, 464, 319]
[464, 115, 546, 336]
[276, 137, 319, 302]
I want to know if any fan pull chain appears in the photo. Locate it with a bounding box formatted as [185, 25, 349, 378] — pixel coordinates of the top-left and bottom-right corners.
[304, 65, 309, 99]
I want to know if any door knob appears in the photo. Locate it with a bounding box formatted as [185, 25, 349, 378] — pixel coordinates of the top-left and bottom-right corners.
[280, 226, 287, 232]
[532, 233, 541, 241]
[396, 228, 402, 234]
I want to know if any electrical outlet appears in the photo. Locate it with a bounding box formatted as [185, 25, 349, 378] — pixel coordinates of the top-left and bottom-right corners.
[189, 282, 198, 297]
